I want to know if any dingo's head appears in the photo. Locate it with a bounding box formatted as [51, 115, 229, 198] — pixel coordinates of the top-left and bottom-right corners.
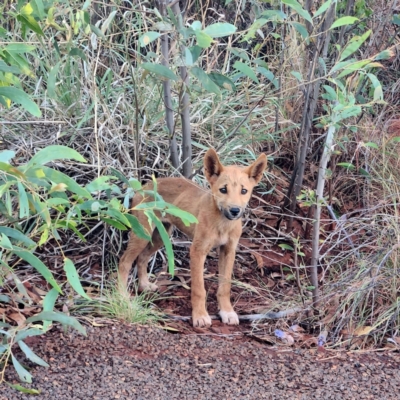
[204, 149, 267, 220]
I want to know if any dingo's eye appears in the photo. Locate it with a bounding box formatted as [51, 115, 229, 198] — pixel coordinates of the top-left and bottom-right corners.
[241, 188, 248, 195]
[219, 187, 227, 194]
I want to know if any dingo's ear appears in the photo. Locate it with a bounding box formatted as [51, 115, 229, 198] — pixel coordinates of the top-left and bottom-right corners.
[245, 153, 267, 184]
[204, 149, 224, 183]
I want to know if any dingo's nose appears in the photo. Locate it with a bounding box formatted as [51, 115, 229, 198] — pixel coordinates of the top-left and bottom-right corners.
[230, 207, 241, 217]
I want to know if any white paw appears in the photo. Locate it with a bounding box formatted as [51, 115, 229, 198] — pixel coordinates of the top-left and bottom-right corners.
[219, 310, 239, 325]
[192, 313, 212, 328]
[139, 281, 158, 292]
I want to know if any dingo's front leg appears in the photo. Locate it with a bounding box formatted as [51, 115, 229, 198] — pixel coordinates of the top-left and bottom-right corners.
[190, 241, 212, 328]
[217, 238, 239, 325]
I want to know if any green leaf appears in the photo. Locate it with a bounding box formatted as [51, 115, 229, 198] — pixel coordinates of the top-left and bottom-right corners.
[105, 207, 130, 226]
[340, 30, 371, 61]
[64, 258, 91, 300]
[291, 71, 303, 82]
[191, 21, 202, 31]
[374, 49, 394, 61]
[261, 10, 287, 20]
[194, 31, 213, 48]
[0, 227, 35, 248]
[0, 150, 15, 162]
[15, 328, 44, 343]
[124, 213, 151, 241]
[330, 16, 359, 30]
[229, 47, 250, 61]
[233, 61, 259, 84]
[366, 73, 383, 101]
[336, 60, 371, 79]
[279, 243, 294, 251]
[0, 87, 40, 117]
[0, 233, 14, 250]
[257, 66, 278, 88]
[86, 176, 117, 193]
[330, 59, 355, 74]
[109, 167, 130, 185]
[27, 145, 86, 167]
[18, 341, 49, 367]
[13, 248, 62, 293]
[40, 167, 92, 199]
[322, 85, 337, 101]
[190, 67, 220, 94]
[337, 162, 355, 169]
[373, 86, 383, 101]
[202, 22, 237, 38]
[146, 211, 175, 276]
[282, 0, 313, 24]
[17, 182, 29, 219]
[139, 31, 161, 47]
[42, 288, 59, 331]
[12, 354, 32, 383]
[291, 22, 309, 40]
[129, 178, 142, 190]
[78, 199, 107, 212]
[26, 311, 87, 335]
[32, 197, 51, 226]
[5, 44, 36, 54]
[7, 384, 40, 395]
[0, 294, 10, 303]
[100, 217, 127, 230]
[101, 10, 117, 34]
[208, 72, 236, 91]
[90, 24, 105, 38]
[165, 207, 198, 226]
[32, 0, 45, 19]
[242, 18, 268, 42]
[364, 142, 379, 149]
[393, 14, 400, 26]
[69, 48, 87, 62]
[141, 63, 179, 81]
[358, 168, 370, 177]
[0, 61, 21, 74]
[47, 61, 61, 99]
[17, 14, 44, 36]
[313, 0, 333, 18]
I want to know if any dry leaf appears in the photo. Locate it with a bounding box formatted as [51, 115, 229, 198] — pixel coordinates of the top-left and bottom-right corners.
[8, 312, 26, 326]
[251, 251, 264, 268]
[354, 326, 374, 336]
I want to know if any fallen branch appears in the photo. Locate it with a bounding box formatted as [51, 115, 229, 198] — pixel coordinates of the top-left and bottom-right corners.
[165, 307, 305, 322]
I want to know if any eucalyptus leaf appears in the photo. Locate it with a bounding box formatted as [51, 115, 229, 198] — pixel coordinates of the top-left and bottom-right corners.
[233, 61, 259, 84]
[11, 354, 32, 383]
[141, 63, 178, 81]
[64, 258, 91, 300]
[0, 87, 40, 117]
[18, 341, 49, 367]
[146, 211, 175, 276]
[27, 311, 86, 335]
[202, 22, 236, 38]
[27, 145, 86, 167]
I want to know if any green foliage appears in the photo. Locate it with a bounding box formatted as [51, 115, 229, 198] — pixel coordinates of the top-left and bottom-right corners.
[0, 145, 196, 385]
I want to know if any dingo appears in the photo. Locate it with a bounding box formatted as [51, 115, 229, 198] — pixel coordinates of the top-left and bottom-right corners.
[118, 149, 267, 328]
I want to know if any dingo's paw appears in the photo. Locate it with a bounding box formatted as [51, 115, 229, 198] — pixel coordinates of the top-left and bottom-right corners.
[192, 313, 212, 328]
[219, 310, 239, 325]
[139, 281, 158, 292]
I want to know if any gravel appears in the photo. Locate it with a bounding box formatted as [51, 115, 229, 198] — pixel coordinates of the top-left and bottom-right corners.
[2, 323, 400, 399]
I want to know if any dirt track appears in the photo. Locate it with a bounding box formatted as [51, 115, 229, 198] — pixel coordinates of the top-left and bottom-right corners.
[2, 323, 400, 399]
